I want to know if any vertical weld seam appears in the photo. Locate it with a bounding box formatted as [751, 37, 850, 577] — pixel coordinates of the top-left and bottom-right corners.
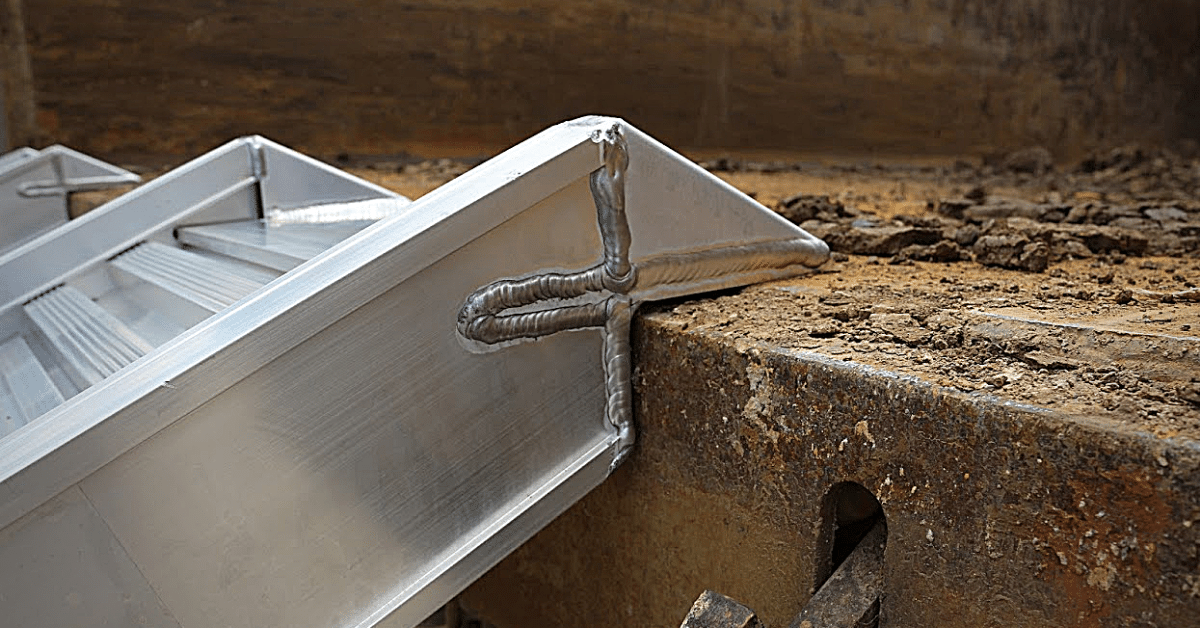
[591, 124, 636, 293]
[604, 298, 636, 470]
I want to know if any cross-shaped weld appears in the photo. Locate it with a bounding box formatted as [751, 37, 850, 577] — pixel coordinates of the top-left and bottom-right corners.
[457, 122, 828, 468]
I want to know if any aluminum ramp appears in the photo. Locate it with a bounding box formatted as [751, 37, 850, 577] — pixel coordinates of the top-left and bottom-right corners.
[0, 137, 408, 443]
[0, 118, 827, 628]
[0, 144, 140, 256]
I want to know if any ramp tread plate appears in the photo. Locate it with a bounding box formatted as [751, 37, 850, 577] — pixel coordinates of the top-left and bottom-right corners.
[0, 335, 64, 436]
[176, 220, 372, 272]
[111, 242, 269, 313]
[24, 286, 153, 386]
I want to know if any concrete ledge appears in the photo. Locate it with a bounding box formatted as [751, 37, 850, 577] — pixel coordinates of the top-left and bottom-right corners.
[461, 304, 1200, 627]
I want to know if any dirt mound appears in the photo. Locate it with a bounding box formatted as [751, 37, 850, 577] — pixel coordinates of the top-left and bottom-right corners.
[775, 146, 1200, 272]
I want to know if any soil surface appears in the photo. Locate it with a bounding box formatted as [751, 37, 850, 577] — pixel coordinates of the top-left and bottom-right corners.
[355, 144, 1200, 439]
[86, 143, 1200, 439]
[667, 146, 1200, 439]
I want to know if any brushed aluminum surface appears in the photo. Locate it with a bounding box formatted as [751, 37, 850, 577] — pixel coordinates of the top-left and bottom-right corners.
[177, 217, 383, 272]
[0, 136, 403, 442]
[24, 285, 154, 386]
[0, 335, 62, 437]
[111, 242, 272, 312]
[0, 117, 826, 628]
[0, 486, 181, 628]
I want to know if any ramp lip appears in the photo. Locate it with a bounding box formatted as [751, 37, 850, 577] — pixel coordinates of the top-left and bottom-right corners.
[351, 434, 617, 628]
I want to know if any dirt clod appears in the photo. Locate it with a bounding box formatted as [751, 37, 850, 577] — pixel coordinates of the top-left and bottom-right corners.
[972, 234, 1049, 272]
[774, 155, 1197, 272]
[1000, 146, 1054, 175]
[1179, 383, 1200, 407]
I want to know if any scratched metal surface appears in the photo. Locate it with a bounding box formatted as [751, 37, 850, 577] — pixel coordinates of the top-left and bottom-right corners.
[80, 176, 615, 628]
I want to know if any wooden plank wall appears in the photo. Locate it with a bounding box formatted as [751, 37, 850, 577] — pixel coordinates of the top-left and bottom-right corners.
[1, 0, 38, 148]
[21, 1, 1200, 159]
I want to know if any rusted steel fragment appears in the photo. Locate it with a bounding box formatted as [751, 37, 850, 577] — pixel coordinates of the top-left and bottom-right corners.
[682, 590, 765, 628]
[789, 520, 885, 628]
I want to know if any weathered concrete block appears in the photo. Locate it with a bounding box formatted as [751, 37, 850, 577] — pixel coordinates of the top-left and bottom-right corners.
[462, 308, 1200, 627]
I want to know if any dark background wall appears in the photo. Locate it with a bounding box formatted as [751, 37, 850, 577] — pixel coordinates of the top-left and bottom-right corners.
[22, 0, 1200, 160]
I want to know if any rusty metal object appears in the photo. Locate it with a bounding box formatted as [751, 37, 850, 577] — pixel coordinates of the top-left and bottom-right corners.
[682, 519, 884, 628]
[789, 520, 884, 628]
[682, 591, 763, 628]
[461, 305, 1200, 627]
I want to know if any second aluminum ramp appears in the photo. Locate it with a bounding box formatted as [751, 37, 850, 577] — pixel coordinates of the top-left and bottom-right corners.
[0, 144, 140, 256]
[0, 137, 408, 438]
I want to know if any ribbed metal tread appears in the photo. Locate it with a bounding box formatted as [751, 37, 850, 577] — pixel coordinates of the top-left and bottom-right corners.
[0, 335, 64, 436]
[111, 241, 271, 313]
[176, 219, 375, 272]
[24, 285, 154, 387]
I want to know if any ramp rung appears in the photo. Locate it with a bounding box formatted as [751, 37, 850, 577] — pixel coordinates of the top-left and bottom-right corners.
[176, 220, 373, 272]
[24, 286, 154, 386]
[111, 242, 269, 313]
[0, 335, 64, 435]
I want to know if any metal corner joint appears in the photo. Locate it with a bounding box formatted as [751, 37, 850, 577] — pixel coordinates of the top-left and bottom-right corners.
[458, 121, 828, 471]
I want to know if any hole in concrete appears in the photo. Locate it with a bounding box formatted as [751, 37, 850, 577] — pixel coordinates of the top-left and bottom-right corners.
[815, 481, 886, 591]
